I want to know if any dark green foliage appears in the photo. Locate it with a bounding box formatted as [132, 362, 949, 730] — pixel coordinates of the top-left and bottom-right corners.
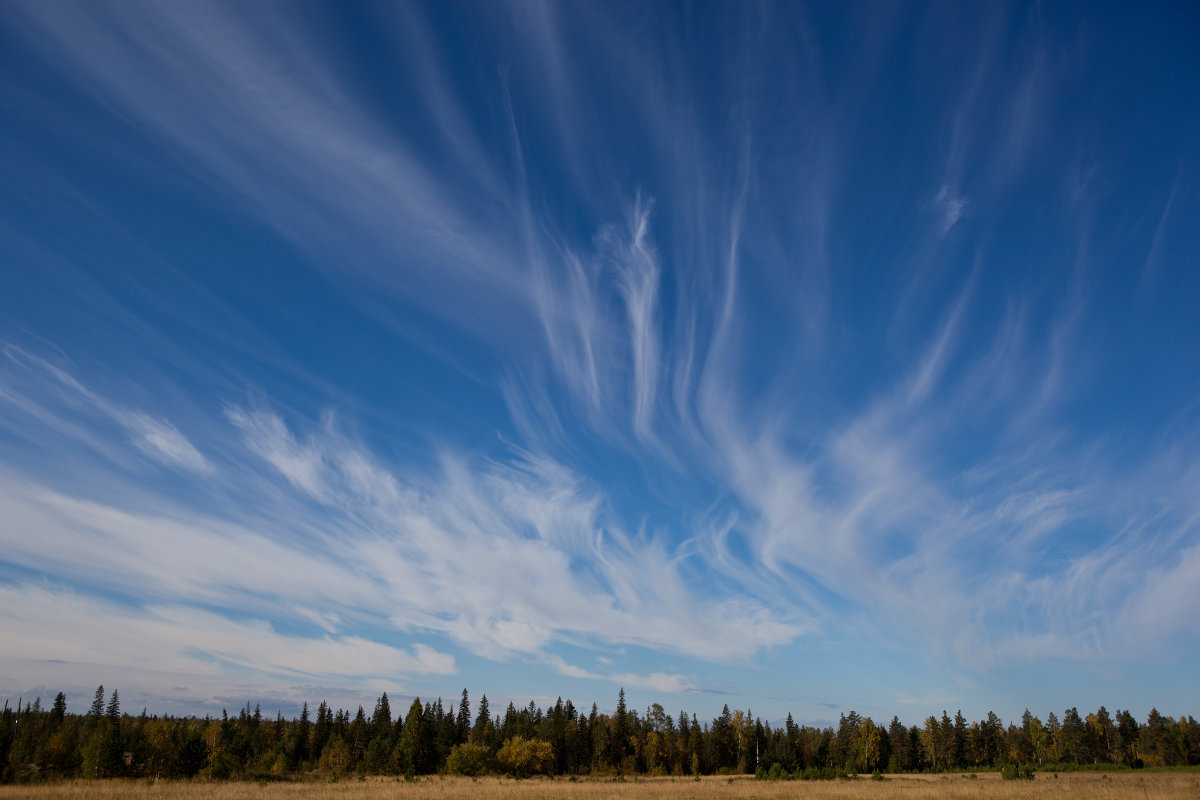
[471, 694, 491, 747]
[2, 685, 1197, 783]
[311, 701, 331, 760]
[88, 687, 105, 720]
[455, 689, 471, 743]
[445, 741, 490, 775]
[1001, 762, 1036, 779]
[177, 728, 206, 777]
[49, 694, 66, 727]
[290, 702, 309, 768]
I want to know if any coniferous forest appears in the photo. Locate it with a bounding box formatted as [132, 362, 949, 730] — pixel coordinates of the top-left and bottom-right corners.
[1, 686, 1197, 783]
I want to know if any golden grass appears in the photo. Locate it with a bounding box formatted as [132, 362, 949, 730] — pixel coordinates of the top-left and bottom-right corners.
[1, 772, 1197, 800]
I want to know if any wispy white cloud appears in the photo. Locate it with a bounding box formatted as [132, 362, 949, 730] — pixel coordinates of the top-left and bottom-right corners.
[1137, 174, 1180, 300]
[1, 343, 212, 474]
[933, 185, 968, 235]
[612, 197, 662, 441]
[0, 583, 454, 716]
[9, 0, 535, 339]
[906, 274, 973, 406]
[612, 672, 694, 694]
[2, 0, 1197, 718]
[542, 655, 695, 694]
[0, 375, 803, 681]
[225, 405, 325, 499]
[120, 411, 212, 474]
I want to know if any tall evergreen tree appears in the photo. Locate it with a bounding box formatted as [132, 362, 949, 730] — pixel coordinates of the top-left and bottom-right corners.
[50, 692, 67, 726]
[292, 702, 310, 767]
[88, 686, 105, 720]
[1092, 706, 1115, 763]
[613, 688, 630, 767]
[312, 700, 332, 761]
[398, 698, 426, 774]
[1045, 711, 1061, 762]
[951, 710, 967, 767]
[472, 694, 491, 746]
[456, 689, 471, 742]
[372, 693, 392, 738]
[1144, 708, 1168, 765]
[1115, 709, 1139, 764]
[1061, 707, 1085, 764]
[349, 706, 368, 765]
[887, 716, 906, 771]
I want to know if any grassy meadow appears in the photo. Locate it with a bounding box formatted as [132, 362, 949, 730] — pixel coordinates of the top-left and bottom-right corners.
[0, 772, 1197, 800]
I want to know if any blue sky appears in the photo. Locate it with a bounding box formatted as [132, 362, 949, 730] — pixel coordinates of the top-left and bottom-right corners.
[1, 1, 1198, 726]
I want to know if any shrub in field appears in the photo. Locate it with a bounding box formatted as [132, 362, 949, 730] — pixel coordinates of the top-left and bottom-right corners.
[1001, 763, 1036, 780]
[795, 766, 847, 780]
[496, 736, 553, 778]
[446, 742, 492, 776]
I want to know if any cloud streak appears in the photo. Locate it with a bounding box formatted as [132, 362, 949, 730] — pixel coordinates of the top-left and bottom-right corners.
[1, 0, 1197, 719]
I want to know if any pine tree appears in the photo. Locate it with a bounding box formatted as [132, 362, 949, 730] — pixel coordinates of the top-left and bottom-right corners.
[982, 711, 1003, 765]
[456, 689, 471, 743]
[613, 688, 630, 768]
[472, 693, 491, 746]
[292, 702, 310, 767]
[372, 693, 392, 738]
[951, 710, 967, 767]
[350, 705, 367, 765]
[50, 692, 67, 726]
[1115, 709, 1139, 765]
[714, 704, 737, 771]
[435, 697, 458, 763]
[908, 725, 923, 771]
[1144, 708, 1168, 765]
[88, 686, 105, 719]
[1092, 706, 1115, 762]
[399, 698, 424, 774]
[312, 701, 332, 762]
[1062, 707, 1085, 764]
[1045, 711, 1061, 762]
[887, 716, 906, 771]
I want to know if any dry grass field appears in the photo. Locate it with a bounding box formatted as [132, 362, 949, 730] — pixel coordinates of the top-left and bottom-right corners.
[0, 772, 1197, 800]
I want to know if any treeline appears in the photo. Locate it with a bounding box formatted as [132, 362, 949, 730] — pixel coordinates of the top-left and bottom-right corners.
[1, 685, 1197, 783]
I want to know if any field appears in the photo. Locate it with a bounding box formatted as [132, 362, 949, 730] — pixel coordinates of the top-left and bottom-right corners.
[1, 772, 1197, 800]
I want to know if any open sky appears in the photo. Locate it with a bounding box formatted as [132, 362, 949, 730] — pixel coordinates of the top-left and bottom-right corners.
[1, 1, 1198, 727]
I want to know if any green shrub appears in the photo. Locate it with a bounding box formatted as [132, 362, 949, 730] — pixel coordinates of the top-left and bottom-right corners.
[496, 736, 553, 778]
[1001, 763, 1036, 780]
[445, 742, 492, 776]
[755, 762, 788, 781]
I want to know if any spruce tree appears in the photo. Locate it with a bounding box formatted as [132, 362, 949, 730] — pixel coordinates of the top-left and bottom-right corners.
[1115, 709, 1139, 764]
[399, 698, 424, 774]
[292, 702, 310, 767]
[951, 710, 967, 767]
[887, 716, 906, 771]
[372, 693, 392, 738]
[471, 693, 490, 746]
[50, 692, 67, 726]
[88, 686, 105, 719]
[313, 700, 332, 760]
[456, 689, 471, 742]
[613, 688, 630, 767]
